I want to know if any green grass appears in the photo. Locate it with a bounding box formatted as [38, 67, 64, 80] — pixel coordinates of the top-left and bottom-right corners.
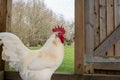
[56, 45, 74, 73]
[29, 45, 74, 73]
[29, 45, 42, 50]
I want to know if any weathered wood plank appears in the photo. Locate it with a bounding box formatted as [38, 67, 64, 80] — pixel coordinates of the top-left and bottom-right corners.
[99, 0, 107, 56]
[0, 0, 8, 72]
[85, 0, 94, 58]
[85, 0, 94, 73]
[94, 0, 100, 49]
[106, 0, 114, 56]
[0, 0, 7, 32]
[94, 62, 120, 70]
[4, 71, 120, 80]
[114, 0, 120, 56]
[52, 73, 83, 80]
[86, 56, 120, 62]
[75, 0, 85, 74]
[99, 0, 106, 43]
[94, 25, 120, 56]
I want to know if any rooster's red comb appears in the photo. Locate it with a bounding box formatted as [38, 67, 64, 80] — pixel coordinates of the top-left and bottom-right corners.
[52, 25, 65, 34]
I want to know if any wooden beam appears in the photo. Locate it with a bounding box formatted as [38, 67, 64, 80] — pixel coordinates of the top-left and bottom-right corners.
[75, 0, 85, 74]
[86, 56, 120, 62]
[0, 0, 12, 71]
[4, 71, 120, 80]
[94, 25, 120, 56]
[85, 0, 94, 73]
[0, 0, 7, 32]
[94, 62, 120, 70]
[0, 0, 8, 72]
[52, 73, 83, 80]
[94, 0, 100, 49]
[106, 0, 114, 56]
[114, 0, 120, 56]
[99, 0, 107, 56]
[0, 0, 12, 32]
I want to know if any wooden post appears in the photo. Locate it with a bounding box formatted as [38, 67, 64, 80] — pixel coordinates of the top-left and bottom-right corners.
[99, 0, 107, 55]
[0, 0, 12, 32]
[94, 0, 100, 49]
[114, 0, 120, 56]
[85, 0, 94, 73]
[0, 0, 7, 72]
[0, 0, 12, 72]
[106, 0, 114, 56]
[75, 0, 85, 74]
[0, 0, 8, 79]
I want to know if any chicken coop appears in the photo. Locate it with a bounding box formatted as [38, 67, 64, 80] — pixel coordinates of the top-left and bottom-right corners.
[0, 0, 120, 80]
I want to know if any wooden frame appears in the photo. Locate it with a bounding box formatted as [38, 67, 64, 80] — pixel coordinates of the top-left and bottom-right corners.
[1, 0, 120, 80]
[0, 0, 8, 72]
[84, 0, 120, 73]
[4, 71, 120, 80]
[0, 0, 86, 79]
[0, 0, 8, 80]
[75, 0, 85, 75]
[94, 25, 120, 56]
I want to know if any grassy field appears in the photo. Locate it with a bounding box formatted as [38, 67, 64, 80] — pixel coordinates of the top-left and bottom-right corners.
[29, 45, 74, 73]
[56, 45, 74, 73]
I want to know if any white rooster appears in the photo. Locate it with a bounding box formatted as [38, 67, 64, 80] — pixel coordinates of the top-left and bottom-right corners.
[0, 26, 65, 80]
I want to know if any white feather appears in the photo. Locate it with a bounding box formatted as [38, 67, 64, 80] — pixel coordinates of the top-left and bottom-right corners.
[28, 34, 64, 70]
[0, 32, 64, 80]
[0, 32, 29, 69]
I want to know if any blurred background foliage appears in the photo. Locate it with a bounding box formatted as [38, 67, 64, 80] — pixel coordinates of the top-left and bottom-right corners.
[10, 0, 74, 47]
[9, 0, 74, 73]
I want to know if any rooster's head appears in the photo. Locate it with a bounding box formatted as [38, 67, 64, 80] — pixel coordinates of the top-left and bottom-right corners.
[52, 25, 65, 44]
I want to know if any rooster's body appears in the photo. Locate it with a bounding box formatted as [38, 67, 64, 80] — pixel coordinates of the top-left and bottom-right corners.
[0, 26, 65, 80]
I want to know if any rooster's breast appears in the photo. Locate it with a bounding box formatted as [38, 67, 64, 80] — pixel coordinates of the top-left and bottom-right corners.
[19, 69, 54, 80]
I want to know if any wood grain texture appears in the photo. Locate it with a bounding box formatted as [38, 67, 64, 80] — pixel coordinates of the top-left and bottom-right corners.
[0, 0, 8, 72]
[99, 0, 107, 43]
[75, 0, 85, 74]
[4, 71, 120, 80]
[114, 0, 120, 56]
[106, 0, 114, 56]
[94, 62, 120, 70]
[94, 0, 100, 49]
[94, 25, 120, 56]
[86, 55, 120, 63]
[0, 0, 12, 71]
[99, 0, 107, 56]
[85, 0, 95, 73]
[0, 0, 7, 32]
